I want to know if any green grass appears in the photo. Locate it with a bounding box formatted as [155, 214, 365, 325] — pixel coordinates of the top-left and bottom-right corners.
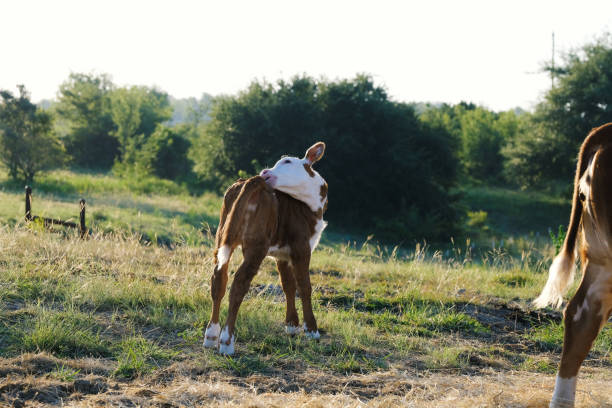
[1, 169, 606, 386]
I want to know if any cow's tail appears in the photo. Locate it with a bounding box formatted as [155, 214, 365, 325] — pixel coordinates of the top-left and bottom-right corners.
[533, 124, 612, 308]
[215, 176, 267, 266]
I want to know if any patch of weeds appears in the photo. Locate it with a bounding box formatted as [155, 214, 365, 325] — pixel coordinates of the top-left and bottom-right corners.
[208, 353, 270, 377]
[426, 312, 490, 335]
[50, 363, 81, 382]
[425, 346, 470, 370]
[527, 321, 563, 352]
[20, 308, 110, 357]
[177, 323, 205, 346]
[497, 272, 533, 287]
[520, 356, 556, 373]
[114, 336, 177, 379]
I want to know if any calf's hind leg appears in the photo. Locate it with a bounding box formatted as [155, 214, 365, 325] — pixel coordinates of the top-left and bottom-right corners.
[218, 244, 268, 355]
[292, 251, 319, 339]
[204, 246, 234, 348]
[550, 262, 612, 408]
[277, 260, 300, 334]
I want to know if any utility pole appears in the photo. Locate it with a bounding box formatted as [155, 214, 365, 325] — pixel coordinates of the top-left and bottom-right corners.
[551, 32, 555, 89]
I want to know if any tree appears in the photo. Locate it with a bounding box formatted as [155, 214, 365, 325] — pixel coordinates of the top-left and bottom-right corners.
[109, 86, 172, 171]
[458, 107, 504, 182]
[533, 34, 612, 182]
[137, 124, 193, 180]
[190, 75, 461, 242]
[54, 73, 117, 169]
[0, 86, 66, 183]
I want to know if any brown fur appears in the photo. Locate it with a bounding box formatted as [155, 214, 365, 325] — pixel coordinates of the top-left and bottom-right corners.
[207, 175, 326, 350]
[554, 123, 612, 383]
[303, 163, 315, 177]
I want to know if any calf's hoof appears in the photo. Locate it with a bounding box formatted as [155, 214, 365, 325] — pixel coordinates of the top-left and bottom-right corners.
[303, 323, 320, 340]
[218, 326, 235, 355]
[203, 323, 220, 348]
[285, 324, 301, 335]
[549, 397, 574, 408]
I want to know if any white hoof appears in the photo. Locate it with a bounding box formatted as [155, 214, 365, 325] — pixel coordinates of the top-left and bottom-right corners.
[285, 324, 301, 335]
[218, 326, 235, 355]
[549, 397, 574, 408]
[303, 323, 320, 339]
[203, 323, 220, 348]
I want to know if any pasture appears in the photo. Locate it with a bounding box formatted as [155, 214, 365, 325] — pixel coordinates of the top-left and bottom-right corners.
[1, 170, 611, 407]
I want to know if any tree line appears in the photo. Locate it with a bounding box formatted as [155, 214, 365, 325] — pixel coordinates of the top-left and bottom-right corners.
[2, 35, 612, 242]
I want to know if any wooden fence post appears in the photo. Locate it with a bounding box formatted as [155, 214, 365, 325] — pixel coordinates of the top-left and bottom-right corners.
[25, 186, 32, 221]
[79, 199, 87, 238]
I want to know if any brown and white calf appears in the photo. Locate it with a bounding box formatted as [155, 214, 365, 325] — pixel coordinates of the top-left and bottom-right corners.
[204, 142, 328, 355]
[534, 123, 612, 408]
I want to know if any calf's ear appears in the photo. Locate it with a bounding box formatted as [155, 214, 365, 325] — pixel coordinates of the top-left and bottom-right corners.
[304, 142, 326, 164]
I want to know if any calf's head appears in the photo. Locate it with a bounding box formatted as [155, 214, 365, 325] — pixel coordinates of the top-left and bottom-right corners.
[260, 142, 327, 213]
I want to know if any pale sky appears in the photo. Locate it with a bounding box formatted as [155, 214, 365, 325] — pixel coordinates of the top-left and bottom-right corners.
[2, 0, 612, 112]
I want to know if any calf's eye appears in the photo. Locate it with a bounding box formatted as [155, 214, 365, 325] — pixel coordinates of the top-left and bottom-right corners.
[283, 159, 291, 164]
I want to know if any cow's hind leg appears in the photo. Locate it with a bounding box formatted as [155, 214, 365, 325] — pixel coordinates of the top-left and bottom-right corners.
[219, 244, 268, 355]
[204, 246, 234, 348]
[277, 260, 300, 334]
[550, 262, 612, 408]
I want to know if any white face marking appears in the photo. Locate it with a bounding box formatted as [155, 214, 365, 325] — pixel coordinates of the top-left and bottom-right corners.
[261, 156, 326, 212]
[551, 375, 576, 407]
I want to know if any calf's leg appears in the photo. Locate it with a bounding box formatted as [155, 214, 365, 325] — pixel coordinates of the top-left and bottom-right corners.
[277, 260, 300, 334]
[219, 244, 268, 355]
[204, 246, 234, 348]
[292, 251, 319, 339]
[550, 262, 612, 408]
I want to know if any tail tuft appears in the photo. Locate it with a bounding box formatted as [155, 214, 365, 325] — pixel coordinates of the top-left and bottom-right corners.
[533, 252, 576, 309]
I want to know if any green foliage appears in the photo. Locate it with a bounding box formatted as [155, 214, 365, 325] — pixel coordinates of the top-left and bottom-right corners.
[110, 85, 172, 169]
[54, 73, 117, 169]
[459, 107, 505, 181]
[114, 336, 175, 378]
[508, 34, 612, 187]
[549, 225, 566, 255]
[0, 85, 66, 183]
[191, 75, 460, 242]
[136, 124, 193, 180]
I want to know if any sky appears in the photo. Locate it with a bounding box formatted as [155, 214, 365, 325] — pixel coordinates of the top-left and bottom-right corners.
[2, 0, 612, 112]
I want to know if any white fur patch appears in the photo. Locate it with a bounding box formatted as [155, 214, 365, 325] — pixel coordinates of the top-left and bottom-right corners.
[310, 218, 328, 252]
[573, 298, 589, 322]
[247, 203, 257, 212]
[285, 324, 301, 335]
[218, 326, 235, 355]
[216, 245, 231, 267]
[303, 323, 320, 339]
[550, 375, 576, 408]
[204, 323, 220, 348]
[533, 252, 576, 309]
[267, 244, 291, 262]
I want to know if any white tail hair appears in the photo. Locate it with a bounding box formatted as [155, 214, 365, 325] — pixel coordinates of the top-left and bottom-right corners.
[533, 251, 576, 309]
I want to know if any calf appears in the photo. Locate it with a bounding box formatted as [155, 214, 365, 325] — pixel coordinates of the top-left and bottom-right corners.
[204, 142, 328, 355]
[534, 123, 612, 408]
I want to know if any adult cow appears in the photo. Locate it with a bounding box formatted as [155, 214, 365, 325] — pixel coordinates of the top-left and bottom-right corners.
[534, 123, 612, 408]
[204, 142, 328, 355]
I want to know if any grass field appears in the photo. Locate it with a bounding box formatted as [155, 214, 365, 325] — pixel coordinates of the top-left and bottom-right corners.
[0, 170, 610, 407]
